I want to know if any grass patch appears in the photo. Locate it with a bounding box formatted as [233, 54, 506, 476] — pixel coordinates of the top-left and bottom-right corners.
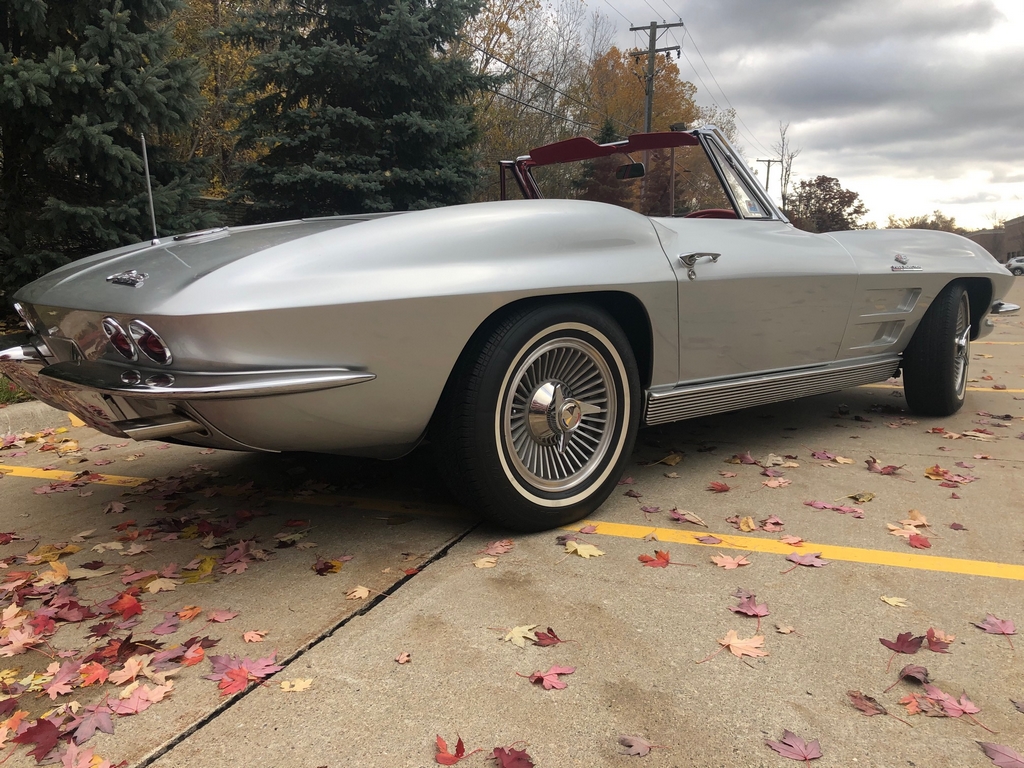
[0, 375, 32, 406]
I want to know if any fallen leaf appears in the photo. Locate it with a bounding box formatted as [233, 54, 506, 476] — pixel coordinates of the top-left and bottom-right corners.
[780, 535, 804, 546]
[524, 665, 575, 690]
[482, 539, 514, 556]
[908, 534, 931, 549]
[712, 554, 750, 569]
[764, 730, 822, 763]
[473, 557, 498, 569]
[435, 735, 480, 765]
[925, 627, 951, 653]
[280, 678, 312, 692]
[880, 596, 908, 607]
[695, 535, 722, 544]
[533, 627, 566, 647]
[848, 690, 887, 716]
[707, 481, 730, 493]
[243, 631, 267, 643]
[504, 625, 538, 648]
[784, 552, 828, 569]
[718, 630, 768, 658]
[491, 745, 535, 768]
[974, 614, 1016, 649]
[618, 734, 663, 757]
[977, 742, 1024, 768]
[564, 541, 604, 559]
[395, 652, 411, 664]
[345, 585, 371, 600]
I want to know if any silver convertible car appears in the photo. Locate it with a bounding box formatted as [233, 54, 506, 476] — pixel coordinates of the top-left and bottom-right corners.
[1, 127, 1017, 530]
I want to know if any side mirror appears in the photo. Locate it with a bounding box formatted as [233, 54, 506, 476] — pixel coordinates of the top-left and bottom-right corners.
[615, 162, 645, 180]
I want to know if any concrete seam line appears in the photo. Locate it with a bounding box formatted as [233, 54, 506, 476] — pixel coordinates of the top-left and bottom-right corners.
[131, 522, 480, 768]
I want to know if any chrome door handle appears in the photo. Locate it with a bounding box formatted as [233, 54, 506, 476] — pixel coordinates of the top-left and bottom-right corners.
[679, 251, 721, 268]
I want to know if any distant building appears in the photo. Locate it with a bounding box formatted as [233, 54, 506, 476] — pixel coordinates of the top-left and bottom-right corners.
[967, 214, 1024, 263]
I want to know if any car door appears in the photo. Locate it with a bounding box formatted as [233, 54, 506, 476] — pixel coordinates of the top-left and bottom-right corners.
[652, 216, 860, 384]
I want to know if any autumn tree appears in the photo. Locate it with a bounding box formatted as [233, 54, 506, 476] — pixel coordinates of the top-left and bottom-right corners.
[0, 0, 213, 295]
[574, 119, 635, 208]
[170, 0, 261, 195]
[228, 0, 489, 221]
[788, 175, 867, 233]
[886, 210, 965, 234]
[461, 0, 613, 200]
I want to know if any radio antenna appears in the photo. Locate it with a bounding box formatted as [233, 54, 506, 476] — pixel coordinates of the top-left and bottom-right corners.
[140, 133, 160, 245]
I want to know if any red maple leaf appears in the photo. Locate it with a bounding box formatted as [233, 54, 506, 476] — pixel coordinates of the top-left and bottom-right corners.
[491, 746, 535, 768]
[435, 735, 481, 765]
[974, 614, 1016, 650]
[532, 627, 566, 647]
[866, 456, 904, 474]
[519, 665, 575, 690]
[978, 742, 1024, 768]
[880, 632, 924, 671]
[764, 730, 822, 763]
[12, 718, 61, 762]
[111, 592, 143, 620]
[781, 552, 828, 573]
[925, 628, 950, 653]
[638, 550, 670, 568]
[707, 481, 730, 493]
[908, 534, 931, 549]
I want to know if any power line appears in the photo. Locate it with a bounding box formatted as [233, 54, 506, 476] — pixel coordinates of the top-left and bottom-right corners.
[485, 90, 597, 130]
[600, 0, 633, 26]
[682, 27, 773, 156]
[458, 36, 637, 134]
[656, 0, 682, 21]
[639, 0, 665, 21]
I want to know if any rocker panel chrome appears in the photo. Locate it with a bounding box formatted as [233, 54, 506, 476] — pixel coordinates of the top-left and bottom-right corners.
[644, 357, 901, 425]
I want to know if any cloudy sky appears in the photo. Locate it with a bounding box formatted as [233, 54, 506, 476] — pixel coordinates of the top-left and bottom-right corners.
[603, 0, 1023, 230]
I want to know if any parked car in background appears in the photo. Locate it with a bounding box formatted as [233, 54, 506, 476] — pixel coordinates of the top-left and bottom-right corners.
[1, 127, 1017, 530]
[1006, 255, 1024, 275]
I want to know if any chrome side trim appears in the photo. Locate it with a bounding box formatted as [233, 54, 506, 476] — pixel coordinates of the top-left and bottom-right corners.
[39, 362, 376, 400]
[644, 357, 900, 425]
[991, 301, 1020, 315]
[112, 414, 205, 440]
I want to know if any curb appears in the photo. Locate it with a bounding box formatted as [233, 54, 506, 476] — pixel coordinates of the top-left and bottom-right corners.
[0, 400, 71, 436]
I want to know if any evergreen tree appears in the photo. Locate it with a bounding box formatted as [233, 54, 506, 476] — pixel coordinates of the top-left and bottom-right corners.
[0, 0, 213, 295]
[228, 0, 489, 221]
[575, 119, 635, 210]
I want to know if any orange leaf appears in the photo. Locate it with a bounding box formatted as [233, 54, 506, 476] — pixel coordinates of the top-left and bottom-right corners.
[177, 605, 202, 621]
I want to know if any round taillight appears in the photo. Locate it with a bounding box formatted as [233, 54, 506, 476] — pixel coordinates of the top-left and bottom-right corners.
[128, 320, 172, 365]
[102, 318, 137, 361]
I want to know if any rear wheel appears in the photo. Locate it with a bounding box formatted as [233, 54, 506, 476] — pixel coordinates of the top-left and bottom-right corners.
[1012, 267, 1023, 276]
[433, 303, 640, 531]
[902, 282, 970, 416]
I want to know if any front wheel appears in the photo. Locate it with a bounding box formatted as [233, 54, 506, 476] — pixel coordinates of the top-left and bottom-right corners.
[433, 303, 640, 531]
[902, 282, 970, 416]
[1012, 267, 1024, 276]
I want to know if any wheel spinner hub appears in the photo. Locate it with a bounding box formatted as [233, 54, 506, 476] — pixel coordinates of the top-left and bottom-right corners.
[527, 381, 594, 448]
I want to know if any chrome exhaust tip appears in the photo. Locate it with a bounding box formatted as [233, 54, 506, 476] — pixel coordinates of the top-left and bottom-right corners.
[111, 414, 205, 441]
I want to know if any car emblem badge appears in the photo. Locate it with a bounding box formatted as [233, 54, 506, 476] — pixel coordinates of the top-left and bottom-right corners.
[894, 253, 909, 264]
[106, 269, 149, 287]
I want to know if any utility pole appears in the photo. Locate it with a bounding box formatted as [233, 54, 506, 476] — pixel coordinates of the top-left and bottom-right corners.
[756, 158, 781, 193]
[629, 21, 684, 133]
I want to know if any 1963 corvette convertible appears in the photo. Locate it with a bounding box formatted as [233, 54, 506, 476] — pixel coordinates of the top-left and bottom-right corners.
[1, 127, 1017, 530]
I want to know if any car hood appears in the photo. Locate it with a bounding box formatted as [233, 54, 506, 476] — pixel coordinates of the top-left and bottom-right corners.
[15, 216, 402, 315]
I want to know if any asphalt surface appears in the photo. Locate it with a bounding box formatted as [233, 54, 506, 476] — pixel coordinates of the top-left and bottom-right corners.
[1, 280, 1023, 768]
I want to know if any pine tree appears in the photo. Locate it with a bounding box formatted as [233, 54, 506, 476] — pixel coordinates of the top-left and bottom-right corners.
[228, 0, 488, 222]
[575, 119, 635, 210]
[0, 0, 213, 296]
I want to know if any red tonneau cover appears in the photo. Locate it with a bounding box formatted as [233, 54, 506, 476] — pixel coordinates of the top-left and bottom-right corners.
[525, 131, 698, 168]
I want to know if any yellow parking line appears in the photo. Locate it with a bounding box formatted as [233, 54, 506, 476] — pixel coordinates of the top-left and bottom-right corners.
[861, 384, 1024, 393]
[565, 520, 1024, 581]
[976, 341, 1024, 344]
[0, 464, 146, 487]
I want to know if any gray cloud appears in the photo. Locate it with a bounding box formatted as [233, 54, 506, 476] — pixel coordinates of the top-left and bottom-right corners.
[607, 0, 1023, 223]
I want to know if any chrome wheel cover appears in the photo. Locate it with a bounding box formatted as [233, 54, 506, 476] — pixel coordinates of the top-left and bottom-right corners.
[953, 293, 970, 399]
[502, 335, 616, 494]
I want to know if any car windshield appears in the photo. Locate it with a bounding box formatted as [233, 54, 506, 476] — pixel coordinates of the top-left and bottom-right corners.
[525, 136, 773, 219]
